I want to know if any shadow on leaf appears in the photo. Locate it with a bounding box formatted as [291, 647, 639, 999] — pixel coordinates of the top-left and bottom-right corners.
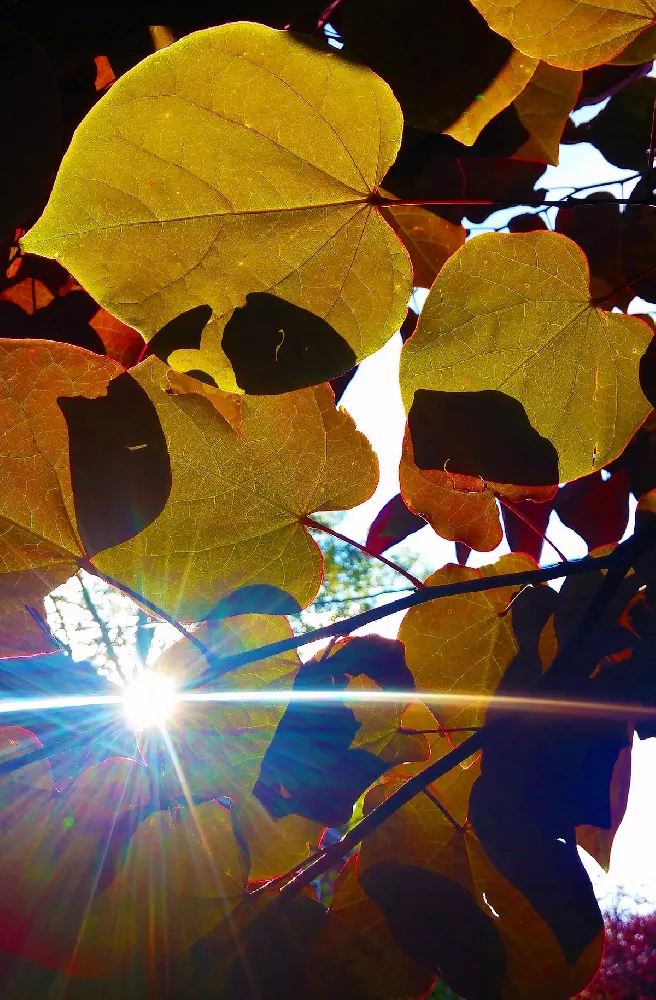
[254, 637, 413, 826]
[409, 388, 559, 486]
[223, 292, 357, 394]
[58, 372, 172, 557]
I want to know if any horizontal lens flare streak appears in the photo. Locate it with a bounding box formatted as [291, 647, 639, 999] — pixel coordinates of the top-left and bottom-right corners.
[0, 689, 654, 722]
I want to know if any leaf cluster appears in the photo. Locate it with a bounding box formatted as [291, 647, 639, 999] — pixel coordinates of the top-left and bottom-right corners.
[0, 3, 655, 999]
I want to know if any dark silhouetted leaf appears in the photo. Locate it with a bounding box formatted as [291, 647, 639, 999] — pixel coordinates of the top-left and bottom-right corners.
[556, 470, 631, 550]
[583, 76, 656, 170]
[502, 497, 554, 561]
[366, 494, 426, 555]
[255, 637, 415, 825]
[360, 863, 506, 1000]
[207, 584, 302, 618]
[0, 32, 61, 244]
[340, 0, 515, 134]
[409, 388, 560, 486]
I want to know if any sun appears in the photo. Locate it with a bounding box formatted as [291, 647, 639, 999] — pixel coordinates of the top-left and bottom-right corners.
[123, 672, 178, 731]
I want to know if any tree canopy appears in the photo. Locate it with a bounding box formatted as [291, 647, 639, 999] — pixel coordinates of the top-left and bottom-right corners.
[1, 3, 656, 998]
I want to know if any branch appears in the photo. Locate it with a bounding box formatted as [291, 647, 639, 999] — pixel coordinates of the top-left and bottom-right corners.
[376, 196, 656, 209]
[271, 518, 656, 897]
[191, 552, 613, 687]
[303, 516, 424, 589]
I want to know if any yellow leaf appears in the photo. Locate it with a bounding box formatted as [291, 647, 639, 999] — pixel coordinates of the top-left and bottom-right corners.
[95, 362, 378, 617]
[398, 554, 538, 730]
[71, 800, 245, 978]
[513, 62, 583, 165]
[0, 341, 375, 623]
[380, 199, 466, 289]
[468, 0, 656, 69]
[21, 23, 412, 393]
[446, 49, 539, 146]
[149, 613, 300, 804]
[400, 231, 653, 484]
[166, 369, 242, 434]
[231, 796, 321, 882]
[612, 21, 656, 60]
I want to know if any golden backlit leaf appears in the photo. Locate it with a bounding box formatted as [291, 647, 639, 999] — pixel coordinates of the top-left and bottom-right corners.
[150, 613, 301, 804]
[513, 62, 583, 165]
[398, 555, 537, 730]
[70, 800, 245, 979]
[445, 49, 539, 146]
[469, 0, 656, 69]
[380, 199, 466, 289]
[231, 796, 321, 882]
[166, 369, 243, 434]
[95, 364, 378, 617]
[0, 340, 126, 643]
[400, 232, 653, 484]
[21, 22, 412, 393]
[611, 21, 656, 60]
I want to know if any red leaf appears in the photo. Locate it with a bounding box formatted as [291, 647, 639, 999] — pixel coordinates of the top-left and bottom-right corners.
[366, 494, 426, 555]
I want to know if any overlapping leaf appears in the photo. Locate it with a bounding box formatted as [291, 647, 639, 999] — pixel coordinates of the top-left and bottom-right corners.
[398, 554, 542, 730]
[511, 62, 582, 165]
[147, 613, 301, 807]
[0, 340, 377, 627]
[255, 636, 423, 827]
[380, 201, 466, 290]
[399, 426, 506, 551]
[305, 855, 435, 1000]
[400, 231, 653, 486]
[21, 22, 412, 393]
[444, 50, 539, 145]
[359, 762, 603, 999]
[469, 0, 656, 69]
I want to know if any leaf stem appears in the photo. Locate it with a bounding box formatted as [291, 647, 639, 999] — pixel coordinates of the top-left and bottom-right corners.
[497, 496, 565, 563]
[377, 196, 656, 209]
[423, 787, 464, 832]
[303, 516, 424, 589]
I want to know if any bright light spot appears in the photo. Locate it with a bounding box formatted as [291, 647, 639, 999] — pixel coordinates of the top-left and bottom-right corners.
[123, 672, 177, 730]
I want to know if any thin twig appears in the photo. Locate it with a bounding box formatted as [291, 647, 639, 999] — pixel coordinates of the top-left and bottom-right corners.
[78, 560, 224, 673]
[498, 496, 565, 563]
[303, 516, 424, 590]
[376, 197, 656, 209]
[423, 787, 464, 832]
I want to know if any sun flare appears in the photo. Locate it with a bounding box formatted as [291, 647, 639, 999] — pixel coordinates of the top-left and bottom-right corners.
[123, 672, 177, 731]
